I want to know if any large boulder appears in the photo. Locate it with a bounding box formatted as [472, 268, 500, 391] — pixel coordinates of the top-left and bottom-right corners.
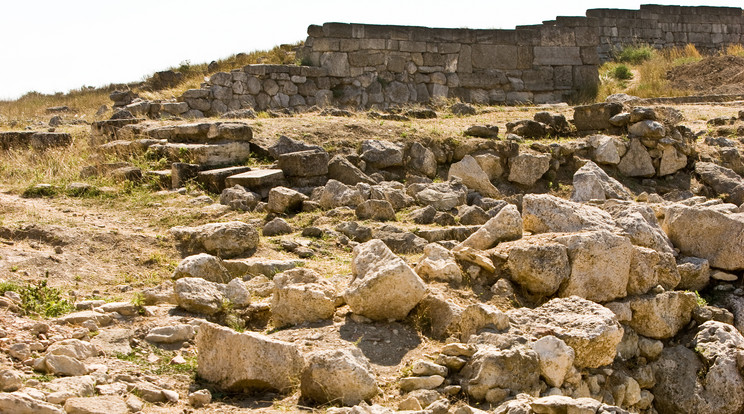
[456, 204, 522, 250]
[555, 230, 633, 303]
[277, 149, 329, 177]
[300, 348, 378, 406]
[522, 194, 619, 234]
[196, 322, 304, 392]
[448, 155, 500, 198]
[0, 392, 64, 414]
[677, 256, 710, 291]
[406, 142, 437, 178]
[509, 296, 623, 368]
[344, 239, 426, 321]
[172, 253, 231, 283]
[573, 102, 624, 131]
[603, 201, 675, 255]
[170, 221, 259, 259]
[571, 161, 632, 202]
[508, 153, 551, 186]
[620, 291, 697, 339]
[271, 268, 337, 327]
[356, 199, 396, 221]
[662, 204, 744, 271]
[653, 322, 744, 414]
[460, 345, 540, 402]
[499, 234, 571, 296]
[64, 396, 129, 414]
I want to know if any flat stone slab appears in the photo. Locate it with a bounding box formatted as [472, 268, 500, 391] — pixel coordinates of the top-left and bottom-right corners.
[415, 226, 481, 243]
[144, 122, 253, 143]
[197, 166, 252, 193]
[225, 169, 285, 189]
[0, 131, 73, 150]
[90, 118, 145, 144]
[148, 142, 251, 167]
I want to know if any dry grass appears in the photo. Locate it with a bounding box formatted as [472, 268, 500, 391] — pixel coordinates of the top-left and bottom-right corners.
[597, 43, 722, 100]
[0, 43, 302, 124]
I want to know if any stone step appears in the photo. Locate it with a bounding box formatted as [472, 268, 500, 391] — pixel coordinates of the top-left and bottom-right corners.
[197, 166, 252, 193]
[90, 118, 145, 144]
[0, 131, 73, 150]
[97, 139, 165, 156]
[145, 169, 172, 189]
[225, 169, 285, 197]
[148, 141, 251, 167]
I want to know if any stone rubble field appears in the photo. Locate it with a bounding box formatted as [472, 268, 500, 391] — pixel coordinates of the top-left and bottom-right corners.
[2, 97, 744, 414]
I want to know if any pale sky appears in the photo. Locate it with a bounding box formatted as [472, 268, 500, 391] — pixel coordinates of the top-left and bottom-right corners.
[0, 0, 742, 100]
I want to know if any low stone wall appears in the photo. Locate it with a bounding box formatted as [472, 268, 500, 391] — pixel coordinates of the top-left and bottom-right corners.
[588, 5, 744, 60]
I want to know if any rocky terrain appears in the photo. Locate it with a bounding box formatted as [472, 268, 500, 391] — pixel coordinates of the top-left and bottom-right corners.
[1, 86, 744, 414]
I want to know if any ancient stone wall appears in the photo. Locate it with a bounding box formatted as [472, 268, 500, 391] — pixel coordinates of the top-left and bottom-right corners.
[588, 5, 744, 60]
[172, 4, 744, 113]
[298, 20, 600, 106]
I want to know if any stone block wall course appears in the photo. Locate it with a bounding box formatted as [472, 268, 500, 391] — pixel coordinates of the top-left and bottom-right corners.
[175, 5, 743, 114]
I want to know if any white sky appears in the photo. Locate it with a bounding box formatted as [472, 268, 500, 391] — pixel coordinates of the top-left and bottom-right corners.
[0, 0, 742, 99]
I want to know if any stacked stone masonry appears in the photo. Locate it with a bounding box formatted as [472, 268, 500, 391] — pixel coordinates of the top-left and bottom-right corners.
[176, 4, 743, 112]
[588, 5, 744, 61]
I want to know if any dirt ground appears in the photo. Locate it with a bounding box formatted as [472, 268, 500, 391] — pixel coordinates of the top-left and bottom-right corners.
[668, 55, 744, 95]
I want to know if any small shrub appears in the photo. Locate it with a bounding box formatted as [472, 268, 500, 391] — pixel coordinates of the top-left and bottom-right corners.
[616, 44, 654, 65]
[18, 280, 74, 318]
[613, 65, 633, 80]
[725, 43, 744, 57]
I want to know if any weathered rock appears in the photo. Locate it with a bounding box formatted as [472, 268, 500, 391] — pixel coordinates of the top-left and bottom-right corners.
[64, 396, 129, 414]
[328, 155, 375, 185]
[415, 243, 463, 284]
[268, 186, 308, 214]
[501, 234, 570, 296]
[588, 134, 624, 165]
[531, 336, 575, 387]
[267, 135, 322, 159]
[174, 277, 224, 315]
[356, 199, 396, 221]
[196, 322, 304, 392]
[0, 370, 22, 392]
[465, 125, 500, 139]
[677, 257, 710, 291]
[145, 324, 195, 344]
[319, 180, 364, 209]
[409, 206, 437, 224]
[653, 321, 744, 414]
[414, 180, 468, 211]
[662, 204, 744, 271]
[506, 119, 547, 139]
[173, 253, 231, 283]
[695, 161, 744, 205]
[278, 149, 329, 177]
[344, 239, 426, 321]
[627, 246, 665, 295]
[621, 291, 697, 339]
[400, 375, 445, 392]
[508, 153, 550, 186]
[457, 204, 522, 250]
[456, 304, 510, 341]
[573, 102, 624, 131]
[509, 296, 623, 368]
[618, 139, 655, 177]
[460, 345, 540, 401]
[271, 268, 336, 327]
[44, 354, 88, 376]
[628, 120, 665, 138]
[301, 348, 378, 406]
[170, 221, 259, 259]
[603, 201, 675, 255]
[448, 155, 500, 198]
[571, 161, 632, 202]
[220, 185, 261, 211]
[555, 230, 633, 303]
[659, 144, 688, 176]
[406, 143, 437, 178]
[188, 389, 211, 408]
[522, 194, 618, 234]
[0, 392, 64, 414]
[360, 140, 404, 169]
[55, 311, 112, 327]
[262, 217, 293, 237]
